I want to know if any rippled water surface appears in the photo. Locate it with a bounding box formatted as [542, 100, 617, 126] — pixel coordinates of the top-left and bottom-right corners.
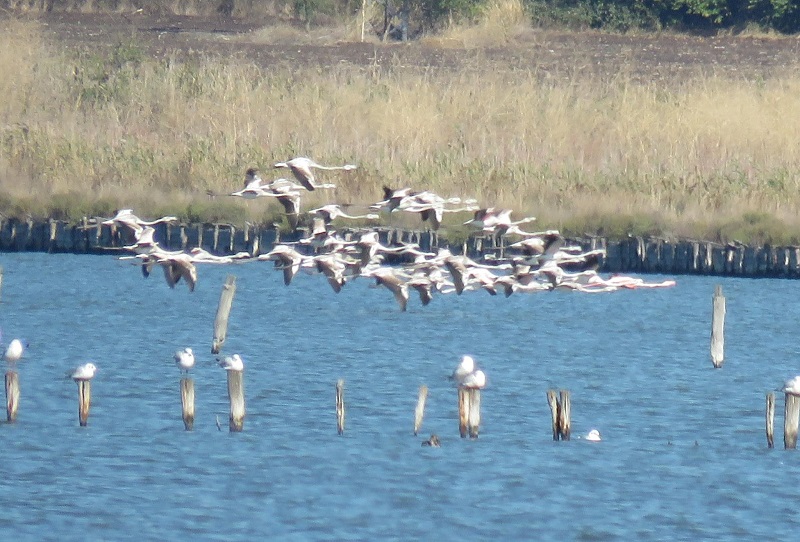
[1, 253, 799, 540]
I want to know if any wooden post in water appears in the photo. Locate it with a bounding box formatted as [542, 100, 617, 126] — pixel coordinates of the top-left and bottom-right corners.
[77, 381, 91, 427]
[211, 275, 237, 355]
[5, 370, 19, 422]
[227, 370, 245, 432]
[414, 385, 428, 435]
[710, 284, 726, 368]
[559, 390, 571, 441]
[467, 389, 481, 438]
[0, 265, 4, 303]
[458, 388, 470, 438]
[784, 393, 800, 449]
[546, 389, 560, 440]
[766, 392, 775, 449]
[180, 378, 195, 431]
[336, 379, 345, 435]
[546, 389, 571, 440]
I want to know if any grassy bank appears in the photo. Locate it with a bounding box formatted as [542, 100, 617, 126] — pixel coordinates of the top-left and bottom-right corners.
[1, 17, 800, 244]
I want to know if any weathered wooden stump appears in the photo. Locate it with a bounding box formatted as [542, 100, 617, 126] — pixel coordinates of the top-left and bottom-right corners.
[78, 381, 91, 427]
[180, 378, 195, 431]
[457, 387, 481, 438]
[458, 388, 469, 438]
[211, 275, 237, 355]
[784, 393, 800, 449]
[766, 392, 775, 449]
[227, 370, 245, 432]
[336, 379, 345, 435]
[467, 389, 481, 438]
[414, 385, 428, 436]
[546, 390, 560, 440]
[559, 390, 571, 440]
[710, 285, 726, 368]
[5, 370, 19, 422]
[546, 389, 572, 441]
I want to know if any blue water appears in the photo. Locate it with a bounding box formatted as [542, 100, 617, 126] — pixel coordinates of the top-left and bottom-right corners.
[0, 252, 799, 540]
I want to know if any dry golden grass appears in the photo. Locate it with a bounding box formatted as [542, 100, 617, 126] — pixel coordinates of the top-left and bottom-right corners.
[1, 18, 800, 243]
[435, 0, 530, 47]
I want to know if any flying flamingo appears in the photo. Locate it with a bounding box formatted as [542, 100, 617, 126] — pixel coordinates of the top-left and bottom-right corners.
[310, 204, 379, 224]
[274, 157, 355, 191]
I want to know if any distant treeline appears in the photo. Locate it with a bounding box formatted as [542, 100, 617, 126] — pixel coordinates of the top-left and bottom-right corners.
[2, 0, 798, 34]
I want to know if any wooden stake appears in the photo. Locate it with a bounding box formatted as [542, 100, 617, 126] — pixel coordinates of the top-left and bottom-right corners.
[0, 265, 4, 303]
[78, 380, 91, 427]
[211, 275, 237, 355]
[546, 389, 560, 441]
[5, 370, 19, 422]
[784, 393, 800, 449]
[180, 378, 195, 431]
[336, 379, 345, 435]
[227, 370, 245, 432]
[766, 392, 775, 449]
[558, 390, 571, 441]
[710, 284, 726, 368]
[414, 385, 428, 435]
[458, 387, 470, 438]
[467, 389, 481, 438]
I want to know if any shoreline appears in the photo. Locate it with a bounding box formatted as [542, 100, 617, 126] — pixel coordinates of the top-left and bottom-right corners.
[0, 217, 796, 279]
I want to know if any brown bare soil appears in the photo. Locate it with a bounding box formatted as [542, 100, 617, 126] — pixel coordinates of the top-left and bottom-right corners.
[15, 10, 800, 82]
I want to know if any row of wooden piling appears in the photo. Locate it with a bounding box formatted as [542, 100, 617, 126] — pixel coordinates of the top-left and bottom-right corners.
[9, 366, 800, 450]
[4, 368, 244, 431]
[2, 366, 574, 444]
[0, 219, 439, 260]
[5, 370, 93, 426]
[4, 217, 800, 277]
[596, 236, 800, 277]
[3, 366, 470, 436]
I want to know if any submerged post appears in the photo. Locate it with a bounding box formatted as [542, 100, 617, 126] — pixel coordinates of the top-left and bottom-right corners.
[5, 370, 19, 422]
[180, 378, 195, 431]
[784, 393, 800, 449]
[766, 392, 775, 449]
[77, 381, 91, 427]
[227, 370, 245, 432]
[212, 275, 237, 355]
[336, 379, 345, 435]
[710, 284, 726, 368]
[414, 385, 428, 436]
[467, 389, 481, 438]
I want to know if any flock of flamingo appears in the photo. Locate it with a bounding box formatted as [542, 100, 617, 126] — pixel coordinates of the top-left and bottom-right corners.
[107, 155, 678, 310]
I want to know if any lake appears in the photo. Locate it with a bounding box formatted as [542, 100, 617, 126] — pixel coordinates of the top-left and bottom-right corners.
[0, 252, 798, 540]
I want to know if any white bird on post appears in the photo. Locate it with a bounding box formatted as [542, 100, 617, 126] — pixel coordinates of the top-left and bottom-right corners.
[68, 363, 98, 382]
[174, 347, 195, 374]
